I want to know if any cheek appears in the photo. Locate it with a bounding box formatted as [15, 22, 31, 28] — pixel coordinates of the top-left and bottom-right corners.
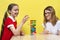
[45, 14, 51, 19]
[12, 10, 16, 13]
[11, 11, 16, 16]
[45, 14, 49, 17]
[10, 10, 15, 14]
[49, 14, 51, 18]
[47, 15, 52, 19]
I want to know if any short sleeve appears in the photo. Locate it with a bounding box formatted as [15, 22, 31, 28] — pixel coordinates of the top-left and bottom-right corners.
[44, 23, 51, 31]
[5, 18, 14, 28]
[7, 24, 14, 28]
[42, 24, 45, 28]
[57, 21, 60, 31]
[42, 23, 50, 31]
[45, 26, 50, 31]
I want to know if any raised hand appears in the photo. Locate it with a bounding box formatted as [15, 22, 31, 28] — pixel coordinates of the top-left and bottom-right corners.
[22, 15, 29, 24]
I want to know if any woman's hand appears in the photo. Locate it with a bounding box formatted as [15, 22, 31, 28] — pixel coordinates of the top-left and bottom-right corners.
[42, 30, 52, 35]
[57, 30, 60, 35]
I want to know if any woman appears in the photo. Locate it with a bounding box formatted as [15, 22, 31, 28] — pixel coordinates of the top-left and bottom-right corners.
[42, 6, 60, 35]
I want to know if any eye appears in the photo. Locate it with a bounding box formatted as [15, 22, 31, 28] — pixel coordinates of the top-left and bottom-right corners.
[45, 13, 47, 14]
[45, 12, 51, 14]
[14, 9, 19, 11]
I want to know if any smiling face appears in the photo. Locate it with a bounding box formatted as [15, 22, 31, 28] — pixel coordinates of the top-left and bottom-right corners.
[45, 10, 52, 21]
[9, 5, 19, 17]
[44, 6, 58, 25]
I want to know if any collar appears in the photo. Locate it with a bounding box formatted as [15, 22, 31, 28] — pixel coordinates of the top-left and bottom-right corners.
[8, 16, 16, 22]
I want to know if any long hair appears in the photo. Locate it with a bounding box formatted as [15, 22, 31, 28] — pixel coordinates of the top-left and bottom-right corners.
[0, 3, 18, 39]
[43, 6, 58, 26]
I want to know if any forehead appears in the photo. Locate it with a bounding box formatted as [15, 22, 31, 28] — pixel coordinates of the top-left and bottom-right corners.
[45, 10, 51, 13]
[12, 6, 19, 9]
[45, 10, 50, 12]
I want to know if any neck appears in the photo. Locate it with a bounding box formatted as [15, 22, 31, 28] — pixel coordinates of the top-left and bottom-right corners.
[10, 15, 15, 19]
[49, 19, 52, 22]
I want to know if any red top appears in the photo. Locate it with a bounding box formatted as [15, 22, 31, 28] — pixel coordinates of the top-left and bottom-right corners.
[2, 16, 17, 40]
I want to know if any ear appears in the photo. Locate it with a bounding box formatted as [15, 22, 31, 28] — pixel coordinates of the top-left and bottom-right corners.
[8, 10, 11, 14]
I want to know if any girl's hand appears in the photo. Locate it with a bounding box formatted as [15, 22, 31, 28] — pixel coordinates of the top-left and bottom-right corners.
[22, 15, 29, 24]
[20, 31, 25, 36]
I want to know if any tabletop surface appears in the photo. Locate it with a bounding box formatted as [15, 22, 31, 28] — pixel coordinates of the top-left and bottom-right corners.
[11, 34, 60, 40]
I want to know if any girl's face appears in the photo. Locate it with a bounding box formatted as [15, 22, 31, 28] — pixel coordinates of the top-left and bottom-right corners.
[9, 6, 19, 17]
[45, 10, 52, 21]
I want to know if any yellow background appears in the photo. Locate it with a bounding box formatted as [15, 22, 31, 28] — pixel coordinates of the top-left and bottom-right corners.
[0, 0, 60, 35]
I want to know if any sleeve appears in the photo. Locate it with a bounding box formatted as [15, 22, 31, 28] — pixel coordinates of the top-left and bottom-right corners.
[57, 21, 60, 31]
[42, 23, 45, 28]
[45, 26, 50, 31]
[7, 24, 14, 28]
[44, 23, 50, 31]
[5, 18, 14, 28]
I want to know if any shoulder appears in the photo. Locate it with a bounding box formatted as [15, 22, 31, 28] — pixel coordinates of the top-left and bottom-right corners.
[45, 22, 51, 27]
[5, 17, 13, 24]
[6, 17, 12, 21]
[56, 20, 60, 25]
[43, 22, 52, 28]
[4, 17, 14, 28]
[57, 20, 60, 23]
[42, 22, 51, 28]
[56, 20, 60, 24]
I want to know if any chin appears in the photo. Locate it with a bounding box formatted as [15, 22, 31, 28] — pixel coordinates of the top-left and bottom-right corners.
[15, 15, 18, 17]
[46, 18, 50, 20]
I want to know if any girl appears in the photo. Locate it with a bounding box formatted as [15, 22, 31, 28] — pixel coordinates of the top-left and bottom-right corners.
[42, 6, 60, 35]
[1, 3, 29, 40]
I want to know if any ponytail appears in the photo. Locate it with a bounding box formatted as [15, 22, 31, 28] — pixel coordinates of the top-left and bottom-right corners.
[1, 11, 8, 39]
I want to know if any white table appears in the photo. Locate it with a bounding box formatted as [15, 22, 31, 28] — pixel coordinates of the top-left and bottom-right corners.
[11, 34, 60, 40]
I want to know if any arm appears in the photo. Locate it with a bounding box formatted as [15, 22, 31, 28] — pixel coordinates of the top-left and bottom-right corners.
[42, 23, 52, 34]
[43, 30, 52, 34]
[57, 21, 60, 35]
[10, 15, 29, 36]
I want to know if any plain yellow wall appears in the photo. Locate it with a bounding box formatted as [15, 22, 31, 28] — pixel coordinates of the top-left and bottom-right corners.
[0, 0, 60, 35]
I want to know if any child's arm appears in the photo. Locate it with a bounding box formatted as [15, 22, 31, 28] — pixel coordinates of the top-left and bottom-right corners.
[10, 15, 29, 36]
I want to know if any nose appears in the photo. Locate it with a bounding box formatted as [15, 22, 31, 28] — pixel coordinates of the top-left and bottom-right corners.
[16, 10, 19, 13]
[45, 13, 49, 17]
[15, 11, 19, 14]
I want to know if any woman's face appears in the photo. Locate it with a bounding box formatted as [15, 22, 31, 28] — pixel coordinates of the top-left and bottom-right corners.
[9, 6, 19, 17]
[45, 10, 52, 21]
